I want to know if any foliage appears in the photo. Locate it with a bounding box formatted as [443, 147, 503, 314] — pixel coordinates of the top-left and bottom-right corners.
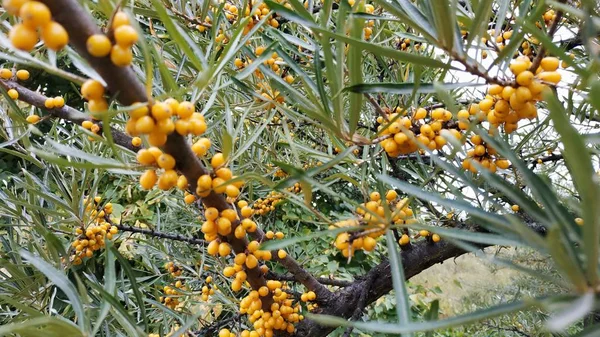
[0, 0, 599, 336]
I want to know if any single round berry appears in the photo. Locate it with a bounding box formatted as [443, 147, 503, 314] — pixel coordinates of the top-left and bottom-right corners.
[19, 1, 52, 29]
[9, 23, 38, 51]
[0, 69, 13, 79]
[16, 69, 29, 80]
[44, 97, 55, 108]
[114, 25, 138, 47]
[41, 21, 69, 51]
[88, 99, 108, 113]
[110, 45, 133, 67]
[86, 34, 112, 57]
[131, 136, 142, 147]
[111, 11, 130, 29]
[2, 0, 29, 15]
[81, 79, 105, 100]
[26, 115, 40, 123]
[53, 96, 65, 108]
[7, 89, 18, 100]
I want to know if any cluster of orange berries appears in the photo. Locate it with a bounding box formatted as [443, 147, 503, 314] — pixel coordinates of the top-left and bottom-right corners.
[196, 157, 245, 200]
[334, 190, 416, 257]
[253, 184, 301, 216]
[86, 11, 138, 67]
[0, 67, 27, 102]
[160, 281, 185, 310]
[70, 196, 118, 265]
[164, 261, 183, 277]
[461, 134, 509, 173]
[5, 0, 69, 51]
[137, 147, 184, 191]
[81, 120, 101, 140]
[80, 79, 109, 115]
[378, 107, 462, 157]
[200, 275, 216, 301]
[223, 279, 304, 336]
[542, 9, 557, 26]
[203, 200, 256, 253]
[345, 1, 375, 40]
[479, 56, 561, 133]
[395, 37, 422, 51]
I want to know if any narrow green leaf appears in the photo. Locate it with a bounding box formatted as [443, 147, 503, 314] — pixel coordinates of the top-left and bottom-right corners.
[385, 231, 413, 333]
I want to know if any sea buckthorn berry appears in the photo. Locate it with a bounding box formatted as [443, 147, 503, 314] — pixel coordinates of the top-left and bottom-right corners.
[399, 234, 410, 245]
[3, 0, 29, 14]
[112, 11, 130, 29]
[211, 153, 225, 168]
[197, 174, 212, 191]
[110, 45, 133, 66]
[136, 149, 155, 165]
[53, 96, 65, 108]
[0, 69, 13, 79]
[9, 24, 38, 51]
[131, 136, 142, 147]
[184, 194, 196, 204]
[88, 99, 108, 113]
[218, 242, 232, 256]
[157, 153, 176, 170]
[41, 21, 69, 51]
[20, 1, 51, 28]
[148, 130, 167, 146]
[81, 80, 105, 100]
[157, 169, 178, 190]
[81, 121, 93, 129]
[432, 234, 441, 243]
[537, 71, 561, 84]
[44, 97, 55, 108]
[140, 169, 158, 190]
[151, 102, 171, 120]
[7, 89, 18, 100]
[540, 57, 559, 71]
[575, 218, 584, 226]
[86, 34, 112, 57]
[369, 191, 380, 201]
[245, 254, 258, 268]
[413, 107, 427, 119]
[277, 249, 287, 259]
[496, 159, 510, 169]
[26, 115, 40, 123]
[176, 101, 194, 118]
[177, 175, 188, 190]
[14, 69, 29, 81]
[511, 204, 520, 212]
[135, 116, 155, 134]
[516, 70, 534, 86]
[114, 25, 138, 47]
[207, 240, 219, 255]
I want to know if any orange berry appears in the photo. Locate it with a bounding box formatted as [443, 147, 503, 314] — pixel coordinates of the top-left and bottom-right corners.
[135, 116, 155, 134]
[140, 169, 158, 190]
[110, 45, 133, 66]
[19, 1, 51, 29]
[157, 153, 176, 170]
[9, 24, 38, 51]
[112, 11, 130, 29]
[88, 99, 108, 113]
[81, 79, 105, 100]
[86, 34, 112, 57]
[114, 25, 138, 47]
[40, 21, 69, 51]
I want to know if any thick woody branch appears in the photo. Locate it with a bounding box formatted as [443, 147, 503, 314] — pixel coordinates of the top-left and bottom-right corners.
[266, 271, 353, 287]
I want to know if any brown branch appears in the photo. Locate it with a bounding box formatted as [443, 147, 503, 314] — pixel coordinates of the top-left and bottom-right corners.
[0, 79, 140, 152]
[266, 272, 353, 287]
[115, 223, 207, 246]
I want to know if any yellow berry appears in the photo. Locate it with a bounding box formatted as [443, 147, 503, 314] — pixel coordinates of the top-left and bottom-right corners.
[176, 101, 194, 119]
[81, 80, 105, 100]
[211, 153, 225, 168]
[2, 0, 29, 15]
[7, 89, 18, 100]
[135, 116, 155, 134]
[140, 169, 158, 190]
[44, 97, 55, 108]
[114, 25, 138, 47]
[112, 11, 130, 29]
[81, 120, 93, 129]
[16, 69, 29, 80]
[575, 218, 584, 226]
[88, 99, 108, 113]
[432, 234, 440, 242]
[110, 45, 133, 66]
[511, 204, 520, 212]
[9, 23, 38, 51]
[131, 136, 142, 147]
[157, 153, 176, 170]
[184, 194, 196, 204]
[53, 96, 65, 108]
[26, 115, 40, 123]
[540, 57, 559, 71]
[277, 249, 287, 259]
[41, 21, 69, 51]
[218, 242, 232, 256]
[19, 1, 52, 29]
[516, 71, 534, 86]
[0, 69, 13, 79]
[86, 34, 112, 57]
[137, 149, 156, 165]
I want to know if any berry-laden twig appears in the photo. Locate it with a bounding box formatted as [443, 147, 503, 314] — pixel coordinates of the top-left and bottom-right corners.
[115, 222, 207, 246]
[529, 1, 567, 73]
[0, 78, 140, 152]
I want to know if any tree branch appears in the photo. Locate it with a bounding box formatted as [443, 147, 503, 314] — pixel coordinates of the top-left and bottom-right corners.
[266, 272, 353, 287]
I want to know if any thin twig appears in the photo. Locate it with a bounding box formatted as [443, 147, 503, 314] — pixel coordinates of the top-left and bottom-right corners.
[266, 272, 353, 287]
[529, 1, 566, 72]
